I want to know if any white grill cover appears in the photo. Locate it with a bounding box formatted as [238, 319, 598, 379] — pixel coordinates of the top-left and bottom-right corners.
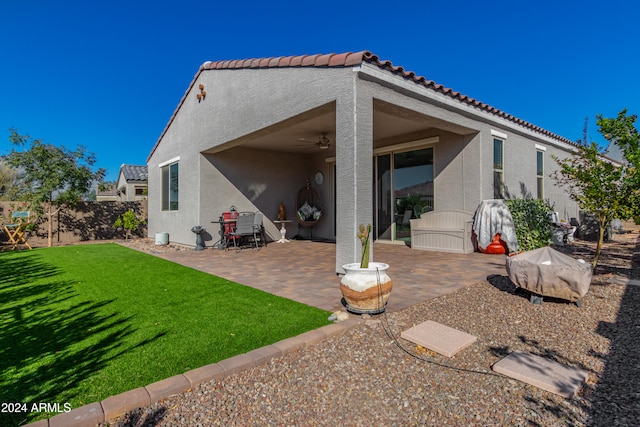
[473, 199, 519, 253]
[506, 246, 592, 302]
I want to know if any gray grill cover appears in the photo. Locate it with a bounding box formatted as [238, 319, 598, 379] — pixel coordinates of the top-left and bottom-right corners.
[506, 246, 592, 302]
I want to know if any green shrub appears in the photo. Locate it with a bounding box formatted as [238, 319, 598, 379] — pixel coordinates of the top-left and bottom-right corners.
[113, 209, 146, 240]
[505, 198, 554, 251]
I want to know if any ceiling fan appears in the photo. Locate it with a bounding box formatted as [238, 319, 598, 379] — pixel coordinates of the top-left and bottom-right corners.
[295, 132, 331, 150]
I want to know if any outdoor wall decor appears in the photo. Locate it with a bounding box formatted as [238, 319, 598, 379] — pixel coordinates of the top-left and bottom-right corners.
[196, 83, 206, 102]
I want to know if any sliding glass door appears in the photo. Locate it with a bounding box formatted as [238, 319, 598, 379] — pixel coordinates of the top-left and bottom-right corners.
[374, 147, 434, 242]
[375, 155, 392, 239]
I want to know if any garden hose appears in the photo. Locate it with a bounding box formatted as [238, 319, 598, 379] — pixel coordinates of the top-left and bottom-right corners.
[374, 267, 502, 378]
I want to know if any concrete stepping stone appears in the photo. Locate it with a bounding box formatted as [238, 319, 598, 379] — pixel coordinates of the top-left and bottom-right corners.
[400, 320, 477, 358]
[492, 351, 589, 398]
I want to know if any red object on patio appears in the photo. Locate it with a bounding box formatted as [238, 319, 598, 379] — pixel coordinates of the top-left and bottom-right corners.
[222, 210, 239, 246]
[480, 233, 507, 254]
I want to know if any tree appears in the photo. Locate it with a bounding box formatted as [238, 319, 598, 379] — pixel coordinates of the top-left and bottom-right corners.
[0, 160, 19, 200]
[598, 110, 640, 217]
[113, 209, 146, 240]
[551, 110, 639, 268]
[3, 129, 106, 247]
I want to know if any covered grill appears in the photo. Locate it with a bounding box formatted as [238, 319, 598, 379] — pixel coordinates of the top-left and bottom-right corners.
[506, 246, 592, 304]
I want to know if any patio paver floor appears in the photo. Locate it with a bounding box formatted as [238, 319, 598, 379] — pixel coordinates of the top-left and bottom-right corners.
[156, 240, 508, 312]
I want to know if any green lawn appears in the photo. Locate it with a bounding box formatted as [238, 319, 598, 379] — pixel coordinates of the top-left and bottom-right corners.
[0, 244, 330, 425]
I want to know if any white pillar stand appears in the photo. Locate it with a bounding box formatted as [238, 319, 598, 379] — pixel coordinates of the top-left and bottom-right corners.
[274, 220, 292, 243]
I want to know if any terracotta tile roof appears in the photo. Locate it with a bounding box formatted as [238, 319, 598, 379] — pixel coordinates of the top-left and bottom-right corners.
[149, 51, 573, 160]
[201, 51, 573, 145]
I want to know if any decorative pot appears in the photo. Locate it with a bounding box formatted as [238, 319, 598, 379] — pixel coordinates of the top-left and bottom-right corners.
[481, 233, 507, 254]
[340, 262, 393, 314]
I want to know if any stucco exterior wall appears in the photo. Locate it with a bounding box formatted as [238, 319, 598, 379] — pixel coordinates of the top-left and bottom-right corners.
[148, 67, 358, 247]
[199, 147, 336, 243]
[356, 67, 579, 218]
[148, 59, 580, 264]
[482, 129, 579, 221]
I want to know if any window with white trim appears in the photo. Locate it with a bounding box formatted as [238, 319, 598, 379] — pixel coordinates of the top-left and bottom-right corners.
[161, 161, 179, 211]
[493, 138, 504, 198]
[536, 149, 544, 199]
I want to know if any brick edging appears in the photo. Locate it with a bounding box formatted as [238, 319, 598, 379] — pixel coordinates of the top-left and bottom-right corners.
[26, 318, 364, 427]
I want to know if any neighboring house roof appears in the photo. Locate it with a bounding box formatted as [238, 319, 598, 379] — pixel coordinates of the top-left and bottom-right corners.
[149, 50, 575, 161]
[395, 181, 434, 199]
[96, 183, 117, 198]
[120, 164, 148, 182]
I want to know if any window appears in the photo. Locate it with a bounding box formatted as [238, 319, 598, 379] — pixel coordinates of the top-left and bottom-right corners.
[493, 138, 504, 198]
[161, 162, 179, 210]
[536, 150, 544, 199]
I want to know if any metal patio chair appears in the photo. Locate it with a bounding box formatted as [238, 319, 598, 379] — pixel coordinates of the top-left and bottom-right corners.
[230, 212, 256, 250]
[253, 211, 267, 248]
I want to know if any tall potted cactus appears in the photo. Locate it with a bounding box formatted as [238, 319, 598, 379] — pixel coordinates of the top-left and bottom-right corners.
[339, 224, 393, 313]
[358, 224, 371, 268]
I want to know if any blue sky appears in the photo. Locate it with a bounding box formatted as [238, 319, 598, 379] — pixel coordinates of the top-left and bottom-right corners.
[1, 0, 638, 181]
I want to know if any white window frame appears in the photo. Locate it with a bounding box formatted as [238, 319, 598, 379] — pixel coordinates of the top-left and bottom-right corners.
[493, 138, 505, 198]
[536, 149, 544, 199]
[160, 159, 179, 211]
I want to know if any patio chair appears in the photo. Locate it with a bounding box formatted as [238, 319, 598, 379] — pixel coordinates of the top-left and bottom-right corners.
[230, 212, 256, 250]
[253, 211, 267, 248]
[3, 211, 32, 250]
[295, 181, 322, 239]
[222, 210, 239, 250]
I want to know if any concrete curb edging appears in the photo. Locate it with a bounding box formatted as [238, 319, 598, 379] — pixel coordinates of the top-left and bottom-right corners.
[24, 318, 364, 427]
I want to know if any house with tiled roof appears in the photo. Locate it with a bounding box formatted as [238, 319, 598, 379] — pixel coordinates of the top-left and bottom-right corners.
[115, 164, 148, 201]
[97, 165, 148, 201]
[147, 51, 580, 272]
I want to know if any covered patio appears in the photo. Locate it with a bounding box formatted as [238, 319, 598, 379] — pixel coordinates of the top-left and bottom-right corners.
[154, 241, 507, 312]
[196, 97, 479, 275]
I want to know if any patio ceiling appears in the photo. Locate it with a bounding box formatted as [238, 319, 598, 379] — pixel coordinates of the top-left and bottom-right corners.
[204, 99, 478, 156]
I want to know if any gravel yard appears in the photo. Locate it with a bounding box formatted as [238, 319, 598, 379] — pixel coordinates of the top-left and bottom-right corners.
[106, 235, 640, 426]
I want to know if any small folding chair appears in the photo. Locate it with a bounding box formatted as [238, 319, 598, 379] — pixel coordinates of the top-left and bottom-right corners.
[3, 211, 32, 250]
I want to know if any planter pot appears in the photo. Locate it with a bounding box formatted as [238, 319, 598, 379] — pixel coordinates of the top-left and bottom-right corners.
[155, 232, 169, 246]
[340, 262, 393, 314]
[480, 233, 507, 254]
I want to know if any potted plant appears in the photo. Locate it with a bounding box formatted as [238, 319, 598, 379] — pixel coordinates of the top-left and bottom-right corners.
[339, 224, 393, 314]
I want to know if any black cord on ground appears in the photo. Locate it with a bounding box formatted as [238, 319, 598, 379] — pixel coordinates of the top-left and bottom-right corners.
[375, 267, 502, 378]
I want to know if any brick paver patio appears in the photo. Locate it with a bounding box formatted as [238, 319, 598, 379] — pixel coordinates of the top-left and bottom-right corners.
[156, 240, 508, 312]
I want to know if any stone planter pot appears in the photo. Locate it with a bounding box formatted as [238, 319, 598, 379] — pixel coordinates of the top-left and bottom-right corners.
[340, 262, 393, 314]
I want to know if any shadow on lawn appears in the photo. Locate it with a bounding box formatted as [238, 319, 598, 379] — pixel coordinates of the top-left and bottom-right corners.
[0, 251, 166, 426]
[0, 251, 60, 286]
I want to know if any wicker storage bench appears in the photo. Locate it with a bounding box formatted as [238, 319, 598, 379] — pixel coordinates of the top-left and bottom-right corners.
[410, 210, 474, 254]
